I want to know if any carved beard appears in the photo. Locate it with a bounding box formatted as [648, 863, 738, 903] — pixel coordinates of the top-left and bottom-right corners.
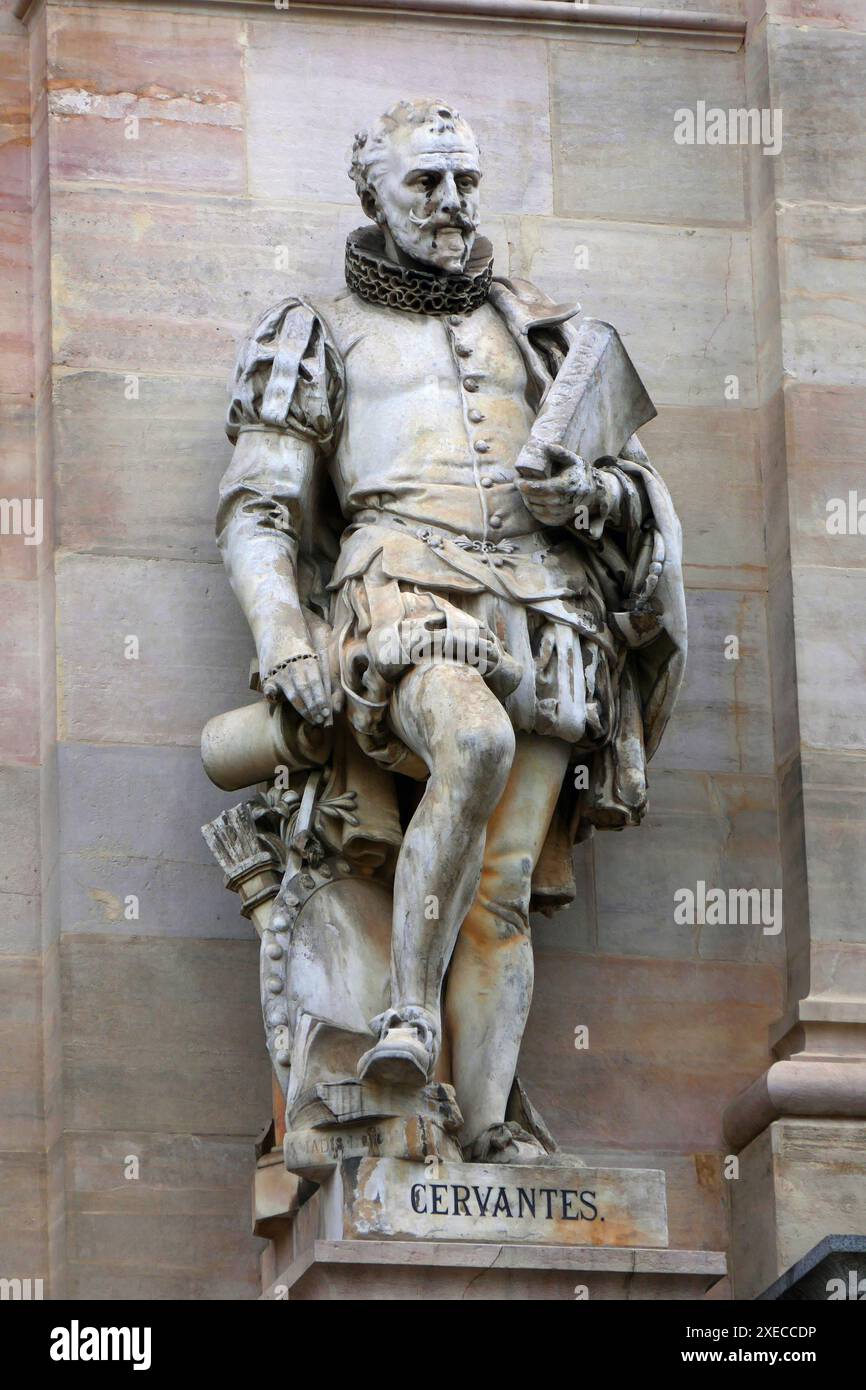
[383, 207, 478, 275]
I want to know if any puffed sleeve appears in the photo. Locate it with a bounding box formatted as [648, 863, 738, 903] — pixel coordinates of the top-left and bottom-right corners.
[216, 298, 344, 686]
[226, 296, 345, 450]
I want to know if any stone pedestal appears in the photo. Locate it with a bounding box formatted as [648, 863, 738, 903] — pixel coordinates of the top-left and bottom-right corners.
[728, 1119, 866, 1300]
[254, 1153, 725, 1300]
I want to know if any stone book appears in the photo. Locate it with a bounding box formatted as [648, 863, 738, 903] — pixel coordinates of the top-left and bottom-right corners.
[514, 317, 657, 479]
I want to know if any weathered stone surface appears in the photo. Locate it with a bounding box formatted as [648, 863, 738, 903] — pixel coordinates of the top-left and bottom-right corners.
[331, 1156, 668, 1247]
[55, 371, 229, 562]
[778, 204, 866, 390]
[50, 188, 361, 375]
[0, 761, 40, 897]
[62, 1130, 262, 1301]
[46, 6, 246, 194]
[809, 942, 866, 1001]
[786, 385, 866, 570]
[640, 405, 764, 589]
[730, 1119, 866, 1299]
[246, 16, 552, 215]
[0, 24, 32, 217]
[522, 950, 780, 1152]
[577, 1146, 730, 1253]
[591, 769, 783, 964]
[0, 1151, 47, 1286]
[56, 553, 255, 746]
[0, 405, 40, 581]
[0, 578, 40, 763]
[515, 217, 756, 407]
[57, 743, 246, 939]
[0, 208, 33, 398]
[767, 22, 866, 208]
[652, 587, 773, 775]
[550, 40, 746, 225]
[751, 202, 784, 406]
[61, 853, 246, 942]
[0, 894, 39, 958]
[766, 0, 863, 21]
[60, 936, 270, 1135]
[801, 750, 866, 949]
[793, 566, 866, 752]
[0, 955, 43, 1150]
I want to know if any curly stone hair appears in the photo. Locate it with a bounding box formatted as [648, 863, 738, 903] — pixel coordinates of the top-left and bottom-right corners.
[348, 98, 479, 209]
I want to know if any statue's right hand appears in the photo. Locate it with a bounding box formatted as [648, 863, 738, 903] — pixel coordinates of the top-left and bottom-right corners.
[262, 651, 332, 727]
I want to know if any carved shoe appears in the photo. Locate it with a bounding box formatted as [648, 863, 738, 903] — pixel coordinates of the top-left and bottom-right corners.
[357, 1007, 438, 1087]
[464, 1121, 551, 1164]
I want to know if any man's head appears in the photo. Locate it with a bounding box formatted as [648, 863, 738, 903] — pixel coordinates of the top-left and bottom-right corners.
[350, 99, 482, 275]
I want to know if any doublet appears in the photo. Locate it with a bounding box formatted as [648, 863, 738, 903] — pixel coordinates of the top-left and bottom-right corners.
[219, 233, 687, 839]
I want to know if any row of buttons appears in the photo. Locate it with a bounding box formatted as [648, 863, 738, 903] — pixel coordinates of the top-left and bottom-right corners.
[447, 315, 505, 532]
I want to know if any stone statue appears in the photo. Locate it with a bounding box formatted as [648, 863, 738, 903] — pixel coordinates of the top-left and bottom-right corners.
[202, 98, 686, 1179]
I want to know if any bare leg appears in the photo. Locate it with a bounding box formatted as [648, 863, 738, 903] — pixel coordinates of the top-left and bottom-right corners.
[444, 733, 571, 1150]
[359, 661, 515, 1084]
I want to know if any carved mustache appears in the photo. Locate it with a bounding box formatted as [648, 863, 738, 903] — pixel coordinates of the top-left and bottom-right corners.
[407, 210, 478, 234]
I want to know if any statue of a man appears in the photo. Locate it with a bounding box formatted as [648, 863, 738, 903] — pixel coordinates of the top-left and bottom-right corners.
[217, 98, 686, 1164]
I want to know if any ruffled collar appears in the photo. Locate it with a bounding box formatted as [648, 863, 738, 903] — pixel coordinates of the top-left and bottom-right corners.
[345, 225, 493, 316]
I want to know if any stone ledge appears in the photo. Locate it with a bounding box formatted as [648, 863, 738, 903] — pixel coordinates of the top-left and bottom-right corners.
[12, 0, 747, 48]
[264, 1239, 727, 1299]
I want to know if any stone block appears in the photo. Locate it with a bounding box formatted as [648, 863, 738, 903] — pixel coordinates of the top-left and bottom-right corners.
[50, 188, 362, 376]
[730, 1118, 866, 1299]
[786, 385, 866, 571]
[62, 1130, 263, 1300]
[577, 1146, 730, 1253]
[55, 370, 230, 562]
[245, 15, 553, 215]
[57, 743, 248, 940]
[521, 948, 779, 1154]
[268, 1233, 725, 1301]
[778, 204, 866, 390]
[767, 21, 866, 207]
[329, 1155, 668, 1248]
[0, 26, 32, 217]
[640, 405, 765, 590]
[0, 404, 39, 582]
[515, 217, 756, 408]
[60, 935, 271, 1135]
[550, 39, 746, 225]
[0, 578, 40, 763]
[592, 769, 783, 964]
[792, 566, 866, 753]
[0, 1151, 48, 1286]
[652, 587, 774, 775]
[801, 750, 866, 949]
[55, 552, 255, 747]
[0, 762, 40, 899]
[0, 955, 43, 1150]
[46, 5, 246, 194]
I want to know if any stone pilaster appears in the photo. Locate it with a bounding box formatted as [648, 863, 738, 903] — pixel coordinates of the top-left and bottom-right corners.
[725, 0, 866, 1295]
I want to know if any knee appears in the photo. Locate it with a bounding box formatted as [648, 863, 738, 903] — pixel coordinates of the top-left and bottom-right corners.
[459, 886, 534, 951]
[456, 712, 514, 782]
[411, 666, 515, 808]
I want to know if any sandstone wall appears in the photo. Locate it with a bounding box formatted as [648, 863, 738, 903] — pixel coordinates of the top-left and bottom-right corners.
[2, 0, 859, 1299]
